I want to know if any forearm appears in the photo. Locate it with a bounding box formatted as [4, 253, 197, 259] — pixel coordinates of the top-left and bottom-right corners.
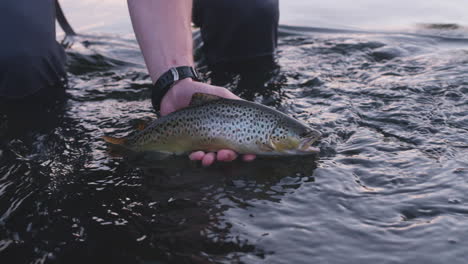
[127, 0, 194, 83]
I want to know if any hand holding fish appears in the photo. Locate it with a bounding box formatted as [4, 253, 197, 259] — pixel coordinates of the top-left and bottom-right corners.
[159, 78, 238, 116]
[160, 78, 257, 166]
[123, 1, 319, 167]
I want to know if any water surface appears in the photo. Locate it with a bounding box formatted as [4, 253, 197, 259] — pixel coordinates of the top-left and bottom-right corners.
[1, 1, 468, 263]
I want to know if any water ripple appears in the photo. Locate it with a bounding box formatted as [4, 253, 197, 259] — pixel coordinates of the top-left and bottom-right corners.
[1, 28, 467, 263]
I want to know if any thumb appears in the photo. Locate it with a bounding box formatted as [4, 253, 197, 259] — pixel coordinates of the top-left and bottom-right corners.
[199, 85, 240, 100]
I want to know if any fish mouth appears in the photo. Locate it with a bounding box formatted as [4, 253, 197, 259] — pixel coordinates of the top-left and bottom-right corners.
[298, 131, 321, 152]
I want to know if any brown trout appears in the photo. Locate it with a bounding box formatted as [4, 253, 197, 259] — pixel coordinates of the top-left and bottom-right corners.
[104, 93, 321, 155]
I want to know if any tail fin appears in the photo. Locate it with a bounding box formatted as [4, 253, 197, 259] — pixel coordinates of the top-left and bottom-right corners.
[103, 136, 127, 145]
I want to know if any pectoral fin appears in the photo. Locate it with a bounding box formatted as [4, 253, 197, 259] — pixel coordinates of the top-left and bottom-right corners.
[258, 141, 275, 152]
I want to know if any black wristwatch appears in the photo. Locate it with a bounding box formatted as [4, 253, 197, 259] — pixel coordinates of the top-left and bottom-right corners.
[151, 66, 200, 111]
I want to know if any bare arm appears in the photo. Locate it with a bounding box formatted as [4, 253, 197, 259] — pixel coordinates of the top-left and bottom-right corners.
[127, 0, 255, 165]
[127, 0, 193, 82]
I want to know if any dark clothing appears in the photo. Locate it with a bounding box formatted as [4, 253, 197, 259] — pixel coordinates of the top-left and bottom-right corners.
[0, 0, 278, 100]
[0, 0, 66, 99]
[193, 0, 279, 65]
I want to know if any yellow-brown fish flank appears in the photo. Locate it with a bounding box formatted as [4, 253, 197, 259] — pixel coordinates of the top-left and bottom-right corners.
[107, 93, 321, 155]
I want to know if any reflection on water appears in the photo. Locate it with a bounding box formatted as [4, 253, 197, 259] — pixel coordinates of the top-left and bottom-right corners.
[279, 0, 468, 31]
[1, 17, 468, 264]
[137, 155, 318, 262]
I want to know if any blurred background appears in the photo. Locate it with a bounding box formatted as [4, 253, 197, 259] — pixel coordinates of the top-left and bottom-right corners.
[59, 0, 468, 35]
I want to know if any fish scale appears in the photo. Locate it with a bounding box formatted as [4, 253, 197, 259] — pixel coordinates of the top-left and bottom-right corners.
[104, 93, 321, 155]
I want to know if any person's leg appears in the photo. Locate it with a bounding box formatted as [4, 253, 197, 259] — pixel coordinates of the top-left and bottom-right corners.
[0, 0, 67, 136]
[0, 0, 66, 102]
[193, 0, 279, 66]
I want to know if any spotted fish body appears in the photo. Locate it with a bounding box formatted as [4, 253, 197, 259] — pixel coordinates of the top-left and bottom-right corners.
[104, 93, 321, 155]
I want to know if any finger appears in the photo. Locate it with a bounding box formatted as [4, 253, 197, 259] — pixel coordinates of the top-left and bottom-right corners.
[204, 85, 240, 100]
[221, 90, 241, 100]
[189, 151, 205, 161]
[217, 149, 238, 162]
[202, 152, 216, 167]
[242, 154, 256, 162]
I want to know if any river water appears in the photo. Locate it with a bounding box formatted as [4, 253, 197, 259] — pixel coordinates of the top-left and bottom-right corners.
[1, 1, 468, 263]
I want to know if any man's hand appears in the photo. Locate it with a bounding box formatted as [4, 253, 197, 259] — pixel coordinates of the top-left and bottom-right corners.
[128, 0, 255, 166]
[160, 78, 256, 166]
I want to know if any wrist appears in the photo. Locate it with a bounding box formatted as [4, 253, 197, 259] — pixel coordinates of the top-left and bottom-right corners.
[162, 78, 196, 106]
[152, 62, 194, 83]
[160, 77, 199, 116]
[170, 77, 194, 93]
[151, 66, 200, 112]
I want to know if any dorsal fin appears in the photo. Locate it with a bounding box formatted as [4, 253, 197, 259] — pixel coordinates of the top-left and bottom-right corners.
[189, 93, 222, 106]
[133, 120, 148, 131]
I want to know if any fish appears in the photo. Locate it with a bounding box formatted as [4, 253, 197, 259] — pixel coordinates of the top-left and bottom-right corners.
[103, 93, 321, 155]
